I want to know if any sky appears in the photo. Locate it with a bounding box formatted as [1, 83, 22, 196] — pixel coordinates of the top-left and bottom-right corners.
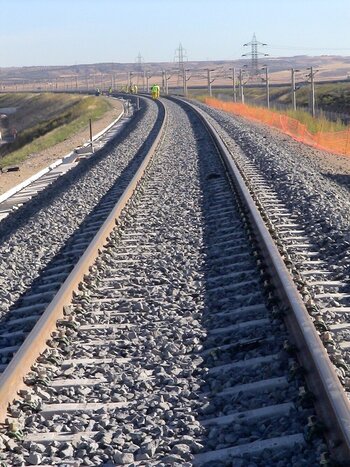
[0, 0, 349, 68]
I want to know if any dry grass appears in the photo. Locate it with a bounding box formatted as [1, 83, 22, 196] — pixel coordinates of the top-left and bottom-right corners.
[0, 94, 112, 166]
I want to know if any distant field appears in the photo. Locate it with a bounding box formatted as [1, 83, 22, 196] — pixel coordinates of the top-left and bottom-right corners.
[1, 54, 350, 92]
[0, 93, 113, 166]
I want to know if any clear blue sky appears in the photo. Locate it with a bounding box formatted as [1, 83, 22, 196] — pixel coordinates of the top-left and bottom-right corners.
[0, 0, 349, 67]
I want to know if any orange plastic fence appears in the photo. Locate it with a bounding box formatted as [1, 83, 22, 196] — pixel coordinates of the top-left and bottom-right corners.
[205, 97, 350, 157]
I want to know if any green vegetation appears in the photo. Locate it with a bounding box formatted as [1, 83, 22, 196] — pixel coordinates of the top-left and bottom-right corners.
[192, 81, 350, 113]
[190, 86, 292, 105]
[0, 93, 112, 167]
[188, 93, 208, 103]
[281, 108, 346, 133]
[191, 82, 350, 135]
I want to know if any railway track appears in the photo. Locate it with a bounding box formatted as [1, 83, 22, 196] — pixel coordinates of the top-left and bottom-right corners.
[191, 101, 350, 391]
[0, 96, 349, 466]
[0, 96, 160, 319]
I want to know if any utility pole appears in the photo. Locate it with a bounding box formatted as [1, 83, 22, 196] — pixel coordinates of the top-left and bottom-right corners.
[207, 69, 212, 96]
[228, 67, 237, 102]
[310, 66, 315, 117]
[311, 67, 315, 117]
[183, 69, 190, 97]
[127, 71, 133, 91]
[164, 71, 171, 95]
[89, 119, 93, 152]
[232, 67, 236, 102]
[143, 70, 146, 92]
[310, 67, 315, 117]
[266, 67, 269, 108]
[262, 66, 270, 109]
[307, 66, 318, 117]
[207, 69, 215, 97]
[239, 69, 245, 104]
[183, 69, 187, 97]
[162, 70, 166, 94]
[291, 68, 296, 111]
[146, 72, 151, 93]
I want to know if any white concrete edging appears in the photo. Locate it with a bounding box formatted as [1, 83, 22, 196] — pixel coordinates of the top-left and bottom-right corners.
[0, 101, 124, 205]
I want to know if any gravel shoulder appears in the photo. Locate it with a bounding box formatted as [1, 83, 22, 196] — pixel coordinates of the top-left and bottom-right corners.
[230, 111, 350, 177]
[0, 98, 158, 317]
[0, 98, 124, 195]
[195, 101, 350, 276]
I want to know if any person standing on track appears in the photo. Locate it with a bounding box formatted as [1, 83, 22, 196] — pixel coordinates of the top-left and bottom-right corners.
[151, 84, 160, 99]
[151, 84, 157, 99]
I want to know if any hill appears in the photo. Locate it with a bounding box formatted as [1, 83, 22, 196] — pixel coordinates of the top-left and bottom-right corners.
[1, 55, 350, 91]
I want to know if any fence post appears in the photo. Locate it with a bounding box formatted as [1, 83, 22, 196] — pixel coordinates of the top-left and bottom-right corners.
[89, 119, 93, 152]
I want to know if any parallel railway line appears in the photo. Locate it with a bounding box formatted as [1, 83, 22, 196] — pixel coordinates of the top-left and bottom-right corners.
[0, 96, 159, 319]
[0, 97, 128, 222]
[0, 96, 349, 466]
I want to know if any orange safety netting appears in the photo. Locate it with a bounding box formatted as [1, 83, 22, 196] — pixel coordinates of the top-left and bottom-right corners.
[205, 97, 350, 157]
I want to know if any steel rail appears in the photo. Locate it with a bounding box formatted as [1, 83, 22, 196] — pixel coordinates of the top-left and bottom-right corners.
[175, 97, 350, 462]
[0, 97, 167, 424]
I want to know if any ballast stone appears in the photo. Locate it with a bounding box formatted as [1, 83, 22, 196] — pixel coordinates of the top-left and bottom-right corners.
[27, 452, 43, 465]
[113, 450, 135, 464]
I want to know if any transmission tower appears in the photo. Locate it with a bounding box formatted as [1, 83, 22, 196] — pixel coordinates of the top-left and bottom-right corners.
[242, 33, 268, 76]
[174, 43, 187, 85]
[135, 52, 143, 72]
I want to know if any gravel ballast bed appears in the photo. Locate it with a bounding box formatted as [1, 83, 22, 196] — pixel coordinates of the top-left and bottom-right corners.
[194, 101, 350, 279]
[0, 98, 159, 318]
[2, 100, 324, 466]
[190, 100, 350, 391]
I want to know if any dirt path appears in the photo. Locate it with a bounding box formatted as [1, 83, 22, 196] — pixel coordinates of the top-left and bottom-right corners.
[0, 98, 124, 195]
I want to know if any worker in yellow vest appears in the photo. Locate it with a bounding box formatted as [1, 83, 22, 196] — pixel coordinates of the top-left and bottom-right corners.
[151, 84, 160, 99]
[129, 84, 138, 94]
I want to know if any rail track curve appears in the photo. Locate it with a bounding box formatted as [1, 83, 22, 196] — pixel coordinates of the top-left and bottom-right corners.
[0, 95, 349, 466]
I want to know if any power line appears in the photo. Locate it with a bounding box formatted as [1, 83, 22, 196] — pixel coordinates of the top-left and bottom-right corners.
[268, 45, 350, 51]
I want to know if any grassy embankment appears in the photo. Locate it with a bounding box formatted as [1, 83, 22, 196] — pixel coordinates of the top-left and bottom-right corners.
[280, 108, 346, 133]
[0, 93, 113, 167]
[191, 82, 350, 134]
